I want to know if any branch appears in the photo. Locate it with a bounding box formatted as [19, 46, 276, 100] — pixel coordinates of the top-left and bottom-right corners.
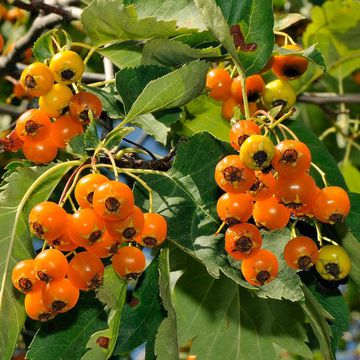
[297, 93, 360, 104]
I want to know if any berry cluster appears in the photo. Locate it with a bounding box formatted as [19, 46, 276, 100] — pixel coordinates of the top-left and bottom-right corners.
[12, 173, 167, 321]
[215, 121, 351, 286]
[206, 43, 308, 121]
[10, 50, 102, 163]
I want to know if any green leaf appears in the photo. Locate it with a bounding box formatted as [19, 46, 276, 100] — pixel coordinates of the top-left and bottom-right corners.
[114, 256, 165, 354]
[27, 294, 108, 360]
[32, 30, 55, 62]
[67, 121, 100, 156]
[274, 13, 306, 31]
[154, 248, 179, 360]
[301, 286, 334, 360]
[340, 163, 360, 193]
[341, 227, 360, 288]
[174, 261, 312, 360]
[98, 43, 142, 69]
[306, 283, 350, 355]
[179, 95, 230, 142]
[287, 120, 347, 188]
[103, 127, 135, 152]
[134, 133, 302, 301]
[142, 38, 221, 67]
[0, 162, 77, 360]
[124, 60, 208, 122]
[81, 1, 194, 46]
[83, 267, 127, 360]
[346, 192, 360, 240]
[215, 0, 275, 75]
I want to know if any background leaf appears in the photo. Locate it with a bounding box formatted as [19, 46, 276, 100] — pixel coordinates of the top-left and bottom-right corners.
[98, 43, 142, 69]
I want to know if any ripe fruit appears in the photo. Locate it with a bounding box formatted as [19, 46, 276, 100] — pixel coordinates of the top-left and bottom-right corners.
[22, 137, 58, 164]
[68, 208, 106, 247]
[253, 196, 290, 230]
[216, 192, 253, 225]
[29, 202, 68, 241]
[315, 245, 351, 281]
[225, 223, 262, 260]
[221, 97, 239, 121]
[49, 50, 85, 84]
[106, 206, 145, 243]
[229, 120, 261, 151]
[39, 83, 73, 118]
[231, 75, 265, 103]
[241, 249, 279, 286]
[12, 260, 41, 294]
[20, 62, 54, 97]
[69, 92, 102, 124]
[272, 44, 308, 80]
[47, 215, 78, 252]
[25, 291, 55, 322]
[74, 173, 109, 209]
[136, 212, 167, 247]
[272, 140, 311, 178]
[206, 68, 232, 100]
[13, 82, 26, 99]
[283, 236, 318, 270]
[215, 155, 256, 193]
[0, 33, 3, 53]
[92, 181, 135, 221]
[43, 278, 79, 313]
[239, 135, 275, 170]
[68, 252, 104, 291]
[248, 171, 276, 201]
[85, 231, 118, 258]
[34, 249, 68, 282]
[50, 115, 83, 148]
[16, 109, 51, 142]
[262, 79, 296, 110]
[312, 186, 350, 224]
[274, 173, 317, 208]
[112, 245, 146, 279]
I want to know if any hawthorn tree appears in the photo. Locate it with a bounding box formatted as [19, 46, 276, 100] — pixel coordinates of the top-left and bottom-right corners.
[0, 0, 359, 360]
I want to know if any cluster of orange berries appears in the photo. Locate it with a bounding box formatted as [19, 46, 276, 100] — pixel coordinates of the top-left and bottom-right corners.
[215, 120, 351, 286]
[12, 173, 167, 321]
[10, 50, 103, 163]
[0, 5, 26, 23]
[206, 44, 308, 121]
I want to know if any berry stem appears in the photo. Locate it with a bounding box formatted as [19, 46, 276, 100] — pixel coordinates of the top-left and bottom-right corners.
[71, 42, 94, 50]
[278, 124, 299, 141]
[319, 126, 336, 141]
[231, 61, 250, 119]
[215, 221, 226, 236]
[290, 220, 299, 238]
[87, 79, 115, 88]
[313, 219, 323, 247]
[310, 162, 328, 187]
[322, 236, 339, 246]
[100, 147, 119, 180]
[268, 108, 296, 130]
[274, 31, 297, 45]
[83, 46, 98, 67]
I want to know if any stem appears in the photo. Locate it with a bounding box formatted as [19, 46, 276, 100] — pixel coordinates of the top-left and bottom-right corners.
[268, 108, 296, 130]
[311, 162, 328, 187]
[71, 42, 94, 50]
[115, 148, 151, 161]
[319, 126, 336, 141]
[274, 31, 296, 45]
[59, 163, 87, 205]
[322, 236, 339, 246]
[313, 220, 323, 247]
[343, 139, 353, 165]
[215, 221, 226, 236]
[100, 147, 119, 180]
[83, 46, 98, 67]
[68, 196, 77, 213]
[87, 79, 115, 88]
[232, 61, 250, 119]
[278, 124, 299, 141]
[290, 220, 298, 238]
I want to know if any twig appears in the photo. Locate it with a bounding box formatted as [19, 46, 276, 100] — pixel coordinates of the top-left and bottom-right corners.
[298, 93, 360, 104]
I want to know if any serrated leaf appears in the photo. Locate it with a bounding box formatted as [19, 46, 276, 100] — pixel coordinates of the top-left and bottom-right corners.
[68, 121, 100, 156]
[179, 95, 230, 142]
[0, 162, 79, 360]
[274, 13, 306, 31]
[134, 133, 302, 300]
[215, 0, 275, 75]
[27, 293, 108, 360]
[114, 256, 165, 354]
[123, 61, 208, 123]
[103, 126, 134, 152]
[32, 30, 56, 62]
[174, 261, 312, 360]
[142, 38, 221, 67]
[98, 43, 142, 69]
[154, 248, 179, 360]
[301, 285, 334, 360]
[81, 1, 194, 46]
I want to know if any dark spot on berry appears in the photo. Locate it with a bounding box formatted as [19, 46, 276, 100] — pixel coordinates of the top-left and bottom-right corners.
[281, 149, 298, 164]
[37, 271, 50, 282]
[89, 230, 102, 244]
[25, 120, 42, 135]
[109, 243, 119, 255]
[225, 217, 241, 226]
[19, 277, 32, 292]
[283, 201, 303, 209]
[38, 312, 53, 322]
[123, 227, 136, 239]
[325, 263, 340, 278]
[86, 191, 94, 204]
[32, 221, 44, 238]
[96, 336, 109, 349]
[247, 92, 260, 102]
[79, 109, 90, 123]
[61, 69, 75, 81]
[253, 151, 268, 167]
[283, 66, 301, 79]
[52, 300, 66, 312]
[25, 75, 36, 89]
[88, 273, 103, 290]
[223, 166, 244, 183]
[128, 295, 139, 308]
[297, 255, 312, 270]
[238, 134, 249, 148]
[234, 236, 252, 253]
[250, 179, 261, 192]
[256, 270, 270, 285]
[52, 238, 61, 246]
[143, 236, 157, 247]
[329, 213, 344, 223]
[105, 197, 120, 213]
[261, 165, 273, 174]
[273, 99, 287, 108]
